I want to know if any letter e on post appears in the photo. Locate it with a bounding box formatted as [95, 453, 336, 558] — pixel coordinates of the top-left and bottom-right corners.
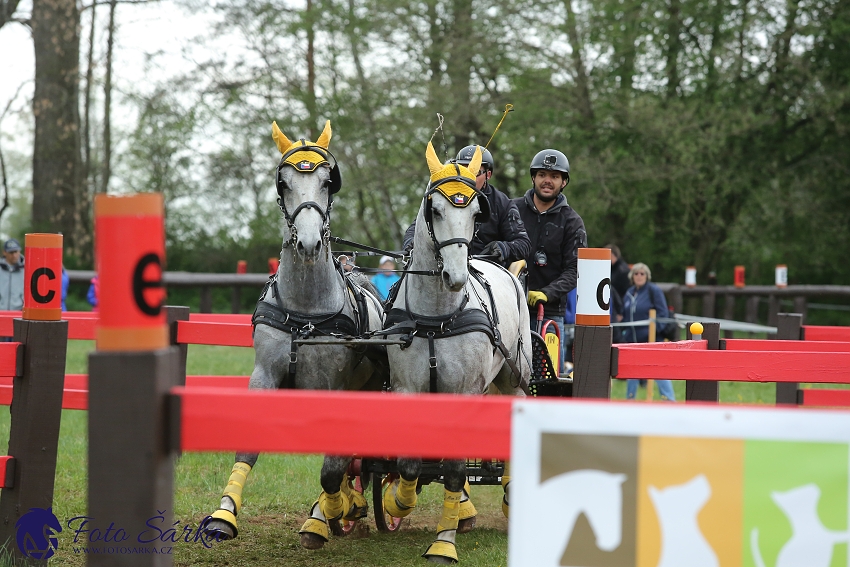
[23, 233, 63, 320]
[576, 248, 611, 326]
[94, 194, 168, 351]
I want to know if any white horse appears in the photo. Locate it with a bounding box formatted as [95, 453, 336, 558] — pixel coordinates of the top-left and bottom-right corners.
[203, 121, 387, 549]
[379, 142, 530, 564]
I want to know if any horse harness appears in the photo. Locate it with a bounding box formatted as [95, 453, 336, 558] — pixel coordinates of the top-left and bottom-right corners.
[252, 265, 372, 388]
[376, 263, 523, 393]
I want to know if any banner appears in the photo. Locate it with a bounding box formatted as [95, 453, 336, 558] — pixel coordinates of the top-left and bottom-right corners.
[509, 401, 850, 567]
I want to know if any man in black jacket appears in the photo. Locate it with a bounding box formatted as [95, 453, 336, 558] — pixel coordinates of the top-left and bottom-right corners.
[402, 146, 531, 266]
[514, 149, 587, 371]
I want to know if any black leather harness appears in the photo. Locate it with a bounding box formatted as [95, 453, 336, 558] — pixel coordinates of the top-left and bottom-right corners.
[375, 262, 524, 393]
[252, 266, 372, 388]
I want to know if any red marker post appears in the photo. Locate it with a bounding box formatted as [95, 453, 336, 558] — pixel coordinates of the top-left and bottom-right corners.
[89, 193, 179, 567]
[94, 194, 168, 351]
[22, 233, 63, 321]
[734, 265, 746, 288]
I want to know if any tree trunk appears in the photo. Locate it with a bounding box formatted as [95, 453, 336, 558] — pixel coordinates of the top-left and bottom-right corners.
[305, 0, 317, 138]
[102, 0, 116, 194]
[665, 0, 682, 98]
[563, 0, 595, 125]
[31, 0, 82, 257]
[448, 0, 477, 147]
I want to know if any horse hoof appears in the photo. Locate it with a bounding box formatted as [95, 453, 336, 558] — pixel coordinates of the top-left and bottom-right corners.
[457, 516, 476, 534]
[203, 519, 236, 540]
[300, 532, 327, 550]
[422, 540, 458, 564]
[427, 556, 458, 565]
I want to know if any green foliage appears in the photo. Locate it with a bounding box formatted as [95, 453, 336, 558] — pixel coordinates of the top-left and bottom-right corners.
[105, 0, 850, 285]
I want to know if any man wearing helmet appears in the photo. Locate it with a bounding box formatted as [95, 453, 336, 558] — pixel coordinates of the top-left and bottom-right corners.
[514, 149, 587, 371]
[402, 145, 531, 265]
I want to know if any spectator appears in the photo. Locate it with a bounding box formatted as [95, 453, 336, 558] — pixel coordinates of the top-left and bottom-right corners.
[61, 266, 70, 311]
[0, 239, 25, 311]
[371, 255, 400, 301]
[606, 244, 631, 299]
[87, 276, 99, 310]
[621, 262, 676, 401]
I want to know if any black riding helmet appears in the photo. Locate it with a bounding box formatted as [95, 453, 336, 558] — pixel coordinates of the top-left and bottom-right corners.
[529, 149, 570, 186]
[456, 145, 494, 172]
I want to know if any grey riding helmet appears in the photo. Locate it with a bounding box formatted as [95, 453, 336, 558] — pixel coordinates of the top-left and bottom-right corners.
[456, 145, 494, 172]
[529, 149, 570, 185]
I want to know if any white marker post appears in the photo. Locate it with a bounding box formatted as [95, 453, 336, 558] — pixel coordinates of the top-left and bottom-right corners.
[775, 264, 788, 288]
[685, 266, 697, 287]
[573, 248, 613, 398]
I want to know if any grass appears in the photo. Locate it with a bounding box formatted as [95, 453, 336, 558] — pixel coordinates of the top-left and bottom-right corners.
[0, 336, 833, 566]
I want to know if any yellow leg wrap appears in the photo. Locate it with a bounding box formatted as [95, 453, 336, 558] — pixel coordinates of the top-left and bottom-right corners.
[209, 509, 238, 537]
[436, 489, 461, 533]
[340, 474, 368, 521]
[383, 477, 418, 518]
[502, 462, 511, 519]
[459, 480, 477, 521]
[422, 540, 458, 563]
[319, 490, 349, 521]
[222, 462, 252, 512]
[299, 515, 329, 543]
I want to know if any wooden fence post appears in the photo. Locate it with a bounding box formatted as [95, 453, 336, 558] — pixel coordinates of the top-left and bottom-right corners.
[685, 322, 720, 402]
[0, 319, 68, 562]
[88, 192, 180, 567]
[573, 248, 613, 399]
[774, 313, 803, 405]
[702, 290, 716, 318]
[164, 306, 190, 386]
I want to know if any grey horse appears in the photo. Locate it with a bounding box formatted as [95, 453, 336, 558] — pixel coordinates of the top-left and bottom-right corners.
[380, 142, 530, 564]
[203, 121, 386, 550]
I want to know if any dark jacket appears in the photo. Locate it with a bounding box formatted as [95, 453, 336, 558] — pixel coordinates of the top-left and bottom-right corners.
[611, 257, 631, 298]
[621, 282, 669, 343]
[402, 183, 531, 264]
[513, 190, 587, 319]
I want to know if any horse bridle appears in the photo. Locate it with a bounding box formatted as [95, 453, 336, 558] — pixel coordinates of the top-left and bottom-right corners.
[423, 163, 490, 269]
[275, 141, 340, 249]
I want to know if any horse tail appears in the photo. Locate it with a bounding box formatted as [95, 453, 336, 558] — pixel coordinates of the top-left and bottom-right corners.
[750, 528, 768, 567]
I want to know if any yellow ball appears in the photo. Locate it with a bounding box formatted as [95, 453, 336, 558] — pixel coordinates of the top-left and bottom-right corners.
[690, 322, 704, 335]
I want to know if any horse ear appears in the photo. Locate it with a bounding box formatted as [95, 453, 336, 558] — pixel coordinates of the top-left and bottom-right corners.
[272, 121, 292, 155]
[425, 141, 443, 177]
[316, 120, 332, 149]
[465, 146, 483, 178]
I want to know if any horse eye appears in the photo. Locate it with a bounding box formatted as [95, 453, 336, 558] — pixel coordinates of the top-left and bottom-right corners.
[432, 209, 443, 219]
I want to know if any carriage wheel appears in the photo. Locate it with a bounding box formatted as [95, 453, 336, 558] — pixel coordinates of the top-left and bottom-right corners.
[328, 463, 365, 537]
[372, 472, 403, 533]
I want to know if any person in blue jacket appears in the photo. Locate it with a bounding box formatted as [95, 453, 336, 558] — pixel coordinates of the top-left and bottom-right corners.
[621, 262, 676, 401]
[371, 256, 400, 301]
[61, 266, 70, 311]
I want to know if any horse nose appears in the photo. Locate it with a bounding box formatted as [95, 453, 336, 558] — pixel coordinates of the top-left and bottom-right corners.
[442, 270, 464, 292]
[296, 238, 322, 259]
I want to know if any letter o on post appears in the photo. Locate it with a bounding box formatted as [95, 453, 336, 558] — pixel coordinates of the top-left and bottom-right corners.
[23, 233, 63, 320]
[576, 248, 612, 326]
[94, 194, 168, 351]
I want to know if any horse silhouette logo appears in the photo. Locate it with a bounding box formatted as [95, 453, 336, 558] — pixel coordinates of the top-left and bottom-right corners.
[751, 484, 849, 567]
[15, 507, 62, 560]
[538, 433, 638, 566]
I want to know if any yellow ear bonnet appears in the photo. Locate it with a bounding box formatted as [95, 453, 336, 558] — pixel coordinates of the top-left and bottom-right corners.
[425, 142, 478, 207]
[272, 120, 333, 172]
